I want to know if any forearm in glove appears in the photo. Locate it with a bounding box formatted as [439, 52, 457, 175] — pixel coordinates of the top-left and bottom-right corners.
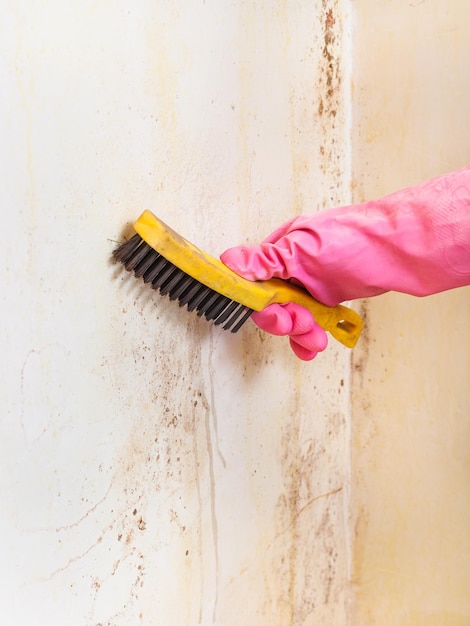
[221, 166, 470, 360]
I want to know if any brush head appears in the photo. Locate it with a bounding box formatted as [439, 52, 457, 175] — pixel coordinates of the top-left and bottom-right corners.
[113, 234, 254, 333]
[113, 211, 363, 348]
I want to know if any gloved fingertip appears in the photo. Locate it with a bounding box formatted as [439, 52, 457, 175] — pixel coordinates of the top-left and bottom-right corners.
[220, 245, 275, 281]
[219, 246, 245, 272]
[311, 324, 329, 352]
[251, 305, 294, 335]
[289, 338, 318, 361]
[220, 246, 255, 278]
[289, 324, 328, 359]
[282, 302, 316, 335]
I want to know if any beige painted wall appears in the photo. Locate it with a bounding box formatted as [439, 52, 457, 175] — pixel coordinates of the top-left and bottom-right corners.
[350, 2, 470, 625]
[4, 2, 468, 624]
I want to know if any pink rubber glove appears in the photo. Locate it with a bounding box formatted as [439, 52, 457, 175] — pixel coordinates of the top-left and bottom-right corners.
[221, 166, 470, 360]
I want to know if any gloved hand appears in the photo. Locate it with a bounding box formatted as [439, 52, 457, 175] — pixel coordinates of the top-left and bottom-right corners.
[221, 166, 470, 360]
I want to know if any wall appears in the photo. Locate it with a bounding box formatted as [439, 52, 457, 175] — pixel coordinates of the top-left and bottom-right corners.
[1, 2, 354, 625]
[350, 2, 470, 625]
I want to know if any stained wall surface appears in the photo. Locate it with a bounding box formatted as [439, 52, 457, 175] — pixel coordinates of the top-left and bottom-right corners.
[350, 2, 470, 625]
[1, 2, 354, 625]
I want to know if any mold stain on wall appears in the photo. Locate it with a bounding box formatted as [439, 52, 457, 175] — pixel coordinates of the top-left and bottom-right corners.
[1, 2, 354, 625]
[227, 1, 352, 624]
[260, 2, 352, 624]
[103, 308, 214, 624]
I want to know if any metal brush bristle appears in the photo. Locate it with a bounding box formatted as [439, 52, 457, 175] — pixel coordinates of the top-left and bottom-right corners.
[113, 235, 253, 332]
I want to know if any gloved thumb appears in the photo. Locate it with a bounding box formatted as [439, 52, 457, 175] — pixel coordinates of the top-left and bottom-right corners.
[220, 245, 282, 282]
[221, 246, 329, 360]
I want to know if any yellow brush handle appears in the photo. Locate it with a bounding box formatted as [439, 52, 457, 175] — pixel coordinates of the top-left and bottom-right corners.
[134, 211, 363, 348]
